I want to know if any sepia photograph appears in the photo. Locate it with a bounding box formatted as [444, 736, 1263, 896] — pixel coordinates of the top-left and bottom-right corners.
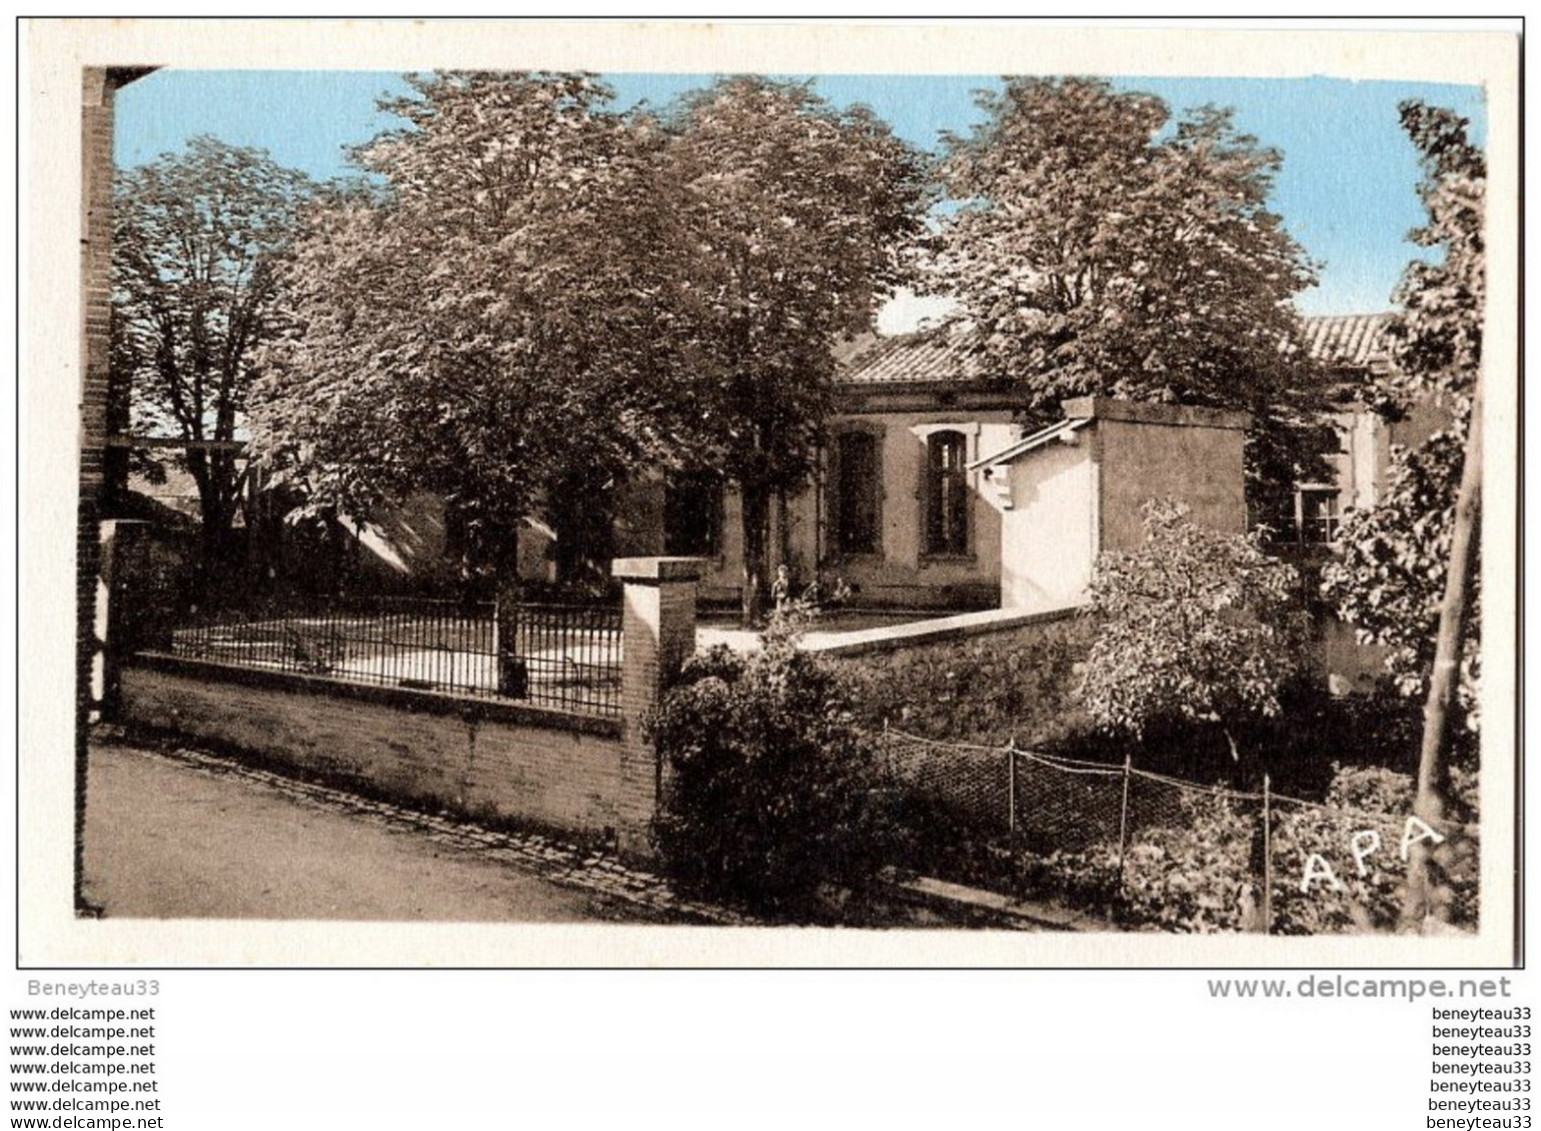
[22, 19, 1519, 966]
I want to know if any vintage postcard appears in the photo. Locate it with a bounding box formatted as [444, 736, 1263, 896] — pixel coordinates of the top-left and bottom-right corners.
[19, 18, 1521, 966]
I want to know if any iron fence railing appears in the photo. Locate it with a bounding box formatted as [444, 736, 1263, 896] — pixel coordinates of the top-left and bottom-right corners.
[156, 594, 623, 716]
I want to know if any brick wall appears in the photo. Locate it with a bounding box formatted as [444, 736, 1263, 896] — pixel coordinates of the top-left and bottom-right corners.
[613, 557, 700, 855]
[79, 68, 114, 494]
[119, 660, 633, 847]
[76, 67, 117, 906]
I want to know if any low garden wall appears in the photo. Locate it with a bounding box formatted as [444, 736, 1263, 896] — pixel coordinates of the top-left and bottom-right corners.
[107, 557, 708, 859]
[119, 655, 630, 845]
[808, 603, 1097, 746]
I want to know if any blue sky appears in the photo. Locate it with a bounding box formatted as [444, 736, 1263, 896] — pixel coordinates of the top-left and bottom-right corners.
[115, 70, 1487, 318]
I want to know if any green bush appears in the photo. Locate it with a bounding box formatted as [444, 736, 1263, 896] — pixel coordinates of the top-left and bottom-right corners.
[910, 760, 1477, 936]
[998, 794, 1258, 934]
[647, 638, 890, 918]
[1107, 796, 1259, 932]
[882, 789, 1257, 934]
[1079, 499, 1310, 770]
[1269, 766, 1409, 934]
[1270, 763, 1478, 934]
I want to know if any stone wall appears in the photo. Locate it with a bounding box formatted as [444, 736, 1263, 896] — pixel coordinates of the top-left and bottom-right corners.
[810, 605, 1096, 747]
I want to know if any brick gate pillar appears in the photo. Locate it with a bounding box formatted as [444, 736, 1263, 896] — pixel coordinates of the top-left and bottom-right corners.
[611, 557, 702, 858]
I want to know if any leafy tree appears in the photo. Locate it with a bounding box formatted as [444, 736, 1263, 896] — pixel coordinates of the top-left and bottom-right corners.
[1078, 499, 1308, 766]
[932, 77, 1328, 522]
[655, 78, 930, 623]
[1319, 102, 1484, 932]
[113, 136, 314, 587]
[252, 72, 705, 689]
[1320, 102, 1484, 724]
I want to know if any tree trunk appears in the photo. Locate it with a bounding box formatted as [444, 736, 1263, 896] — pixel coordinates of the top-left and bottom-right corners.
[198, 499, 242, 603]
[549, 470, 614, 597]
[493, 524, 528, 698]
[776, 488, 792, 581]
[186, 449, 245, 604]
[1401, 388, 1481, 932]
[740, 483, 771, 627]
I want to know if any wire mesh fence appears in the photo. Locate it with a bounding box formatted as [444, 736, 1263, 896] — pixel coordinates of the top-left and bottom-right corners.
[148, 593, 624, 716]
[1011, 748, 1127, 854]
[879, 729, 1008, 827]
[874, 721, 1480, 934]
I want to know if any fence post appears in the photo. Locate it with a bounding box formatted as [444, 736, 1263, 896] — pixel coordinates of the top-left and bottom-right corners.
[1262, 773, 1274, 935]
[611, 557, 702, 859]
[1116, 754, 1132, 890]
[1006, 739, 1017, 836]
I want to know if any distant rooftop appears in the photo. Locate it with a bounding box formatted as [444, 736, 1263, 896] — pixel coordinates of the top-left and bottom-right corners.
[1299, 313, 1393, 369]
[836, 325, 988, 386]
[837, 312, 1394, 387]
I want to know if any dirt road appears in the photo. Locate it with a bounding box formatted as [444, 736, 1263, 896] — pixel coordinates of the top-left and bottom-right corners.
[81, 743, 676, 923]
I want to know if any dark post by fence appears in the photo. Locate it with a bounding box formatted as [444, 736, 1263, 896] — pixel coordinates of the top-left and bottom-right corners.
[1262, 773, 1274, 935]
[1116, 753, 1133, 889]
[1006, 739, 1017, 835]
[494, 602, 529, 700]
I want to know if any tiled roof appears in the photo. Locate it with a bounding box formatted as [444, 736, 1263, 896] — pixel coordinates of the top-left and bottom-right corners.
[1301, 313, 1393, 367]
[836, 313, 1394, 386]
[836, 326, 988, 385]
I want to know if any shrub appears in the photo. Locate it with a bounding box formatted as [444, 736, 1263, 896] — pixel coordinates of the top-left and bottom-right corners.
[647, 636, 890, 918]
[1270, 763, 1479, 934]
[879, 785, 1259, 934]
[1079, 499, 1310, 769]
[868, 732, 1478, 935]
[1269, 766, 1411, 934]
[1099, 794, 1258, 933]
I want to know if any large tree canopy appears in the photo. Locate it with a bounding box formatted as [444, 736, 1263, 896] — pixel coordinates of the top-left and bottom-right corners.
[113, 135, 314, 583]
[932, 77, 1328, 520]
[1321, 102, 1484, 723]
[252, 72, 704, 581]
[655, 77, 930, 620]
[253, 71, 719, 690]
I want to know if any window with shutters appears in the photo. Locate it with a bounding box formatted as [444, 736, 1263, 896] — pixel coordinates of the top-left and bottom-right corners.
[924, 430, 970, 556]
[832, 430, 881, 555]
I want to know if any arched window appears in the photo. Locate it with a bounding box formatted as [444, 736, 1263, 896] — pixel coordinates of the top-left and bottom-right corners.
[925, 430, 970, 556]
